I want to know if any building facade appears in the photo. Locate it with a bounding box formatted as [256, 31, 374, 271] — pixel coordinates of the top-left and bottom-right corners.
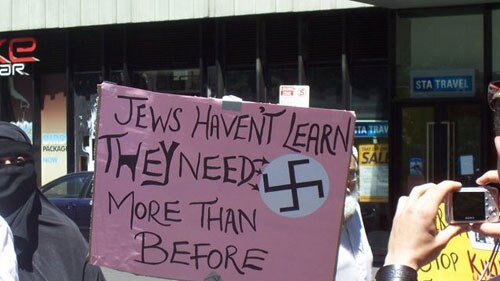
[1, 0, 499, 265]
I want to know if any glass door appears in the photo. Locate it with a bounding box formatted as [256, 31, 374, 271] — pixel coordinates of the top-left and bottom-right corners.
[400, 103, 482, 194]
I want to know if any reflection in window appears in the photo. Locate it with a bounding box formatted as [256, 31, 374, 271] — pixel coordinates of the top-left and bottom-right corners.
[225, 69, 256, 102]
[44, 177, 86, 199]
[493, 9, 500, 81]
[133, 69, 200, 95]
[351, 66, 389, 120]
[307, 66, 342, 109]
[206, 66, 218, 98]
[0, 76, 34, 126]
[109, 71, 127, 85]
[73, 72, 101, 172]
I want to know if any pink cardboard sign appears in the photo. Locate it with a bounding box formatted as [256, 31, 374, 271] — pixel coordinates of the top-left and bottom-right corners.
[90, 82, 356, 281]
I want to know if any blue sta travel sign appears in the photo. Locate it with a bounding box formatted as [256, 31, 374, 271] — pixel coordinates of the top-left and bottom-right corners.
[410, 69, 475, 97]
[355, 121, 388, 138]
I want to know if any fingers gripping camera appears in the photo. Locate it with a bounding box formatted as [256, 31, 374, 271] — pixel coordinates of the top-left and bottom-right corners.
[445, 186, 500, 224]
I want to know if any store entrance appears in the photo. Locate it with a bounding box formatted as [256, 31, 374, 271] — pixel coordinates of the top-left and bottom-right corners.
[397, 101, 482, 194]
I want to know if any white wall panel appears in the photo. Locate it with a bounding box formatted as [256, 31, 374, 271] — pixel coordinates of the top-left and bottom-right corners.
[193, 0, 209, 19]
[255, 0, 277, 14]
[0, 0, 371, 32]
[12, 0, 30, 31]
[293, 0, 323, 11]
[81, 0, 99, 26]
[0, 0, 12, 31]
[117, 0, 132, 24]
[338, 0, 371, 8]
[99, 0, 118, 25]
[131, 0, 155, 23]
[154, 0, 169, 21]
[45, 0, 60, 29]
[276, 0, 293, 12]
[168, 0, 191, 21]
[62, 0, 81, 28]
[320, 0, 335, 9]
[235, 0, 255, 15]
[213, 0, 235, 17]
[29, 0, 46, 30]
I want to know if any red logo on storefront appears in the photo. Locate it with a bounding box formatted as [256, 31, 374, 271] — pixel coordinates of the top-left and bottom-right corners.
[0, 37, 39, 76]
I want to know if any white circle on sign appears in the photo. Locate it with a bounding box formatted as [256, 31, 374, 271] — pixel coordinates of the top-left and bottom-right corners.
[258, 154, 330, 218]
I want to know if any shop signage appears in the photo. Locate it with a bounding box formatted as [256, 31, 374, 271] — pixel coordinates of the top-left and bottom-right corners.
[90, 82, 355, 281]
[279, 85, 310, 107]
[410, 69, 475, 98]
[354, 121, 388, 138]
[358, 144, 389, 203]
[0, 37, 39, 76]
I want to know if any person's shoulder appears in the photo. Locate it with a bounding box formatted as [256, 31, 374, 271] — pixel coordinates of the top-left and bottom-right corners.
[0, 215, 8, 226]
[0, 215, 11, 234]
[39, 195, 87, 239]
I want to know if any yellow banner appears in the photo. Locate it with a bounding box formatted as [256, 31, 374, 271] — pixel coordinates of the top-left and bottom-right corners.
[358, 144, 388, 202]
[418, 204, 500, 281]
[359, 143, 389, 166]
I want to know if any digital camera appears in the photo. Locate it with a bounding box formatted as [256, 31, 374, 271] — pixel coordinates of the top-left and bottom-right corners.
[445, 186, 499, 224]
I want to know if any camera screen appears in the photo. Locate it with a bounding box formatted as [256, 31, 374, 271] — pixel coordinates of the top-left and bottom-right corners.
[452, 191, 485, 221]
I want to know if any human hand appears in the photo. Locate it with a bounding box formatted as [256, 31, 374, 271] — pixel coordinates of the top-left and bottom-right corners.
[384, 181, 465, 270]
[475, 170, 500, 186]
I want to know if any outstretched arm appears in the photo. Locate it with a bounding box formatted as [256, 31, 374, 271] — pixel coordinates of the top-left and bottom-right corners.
[374, 181, 466, 281]
[384, 181, 464, 270]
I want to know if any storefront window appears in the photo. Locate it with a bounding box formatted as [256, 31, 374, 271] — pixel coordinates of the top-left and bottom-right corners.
[132, 69, 200, 95]
[109, 71, 127, 85]
[206, 65, 218, 98]
[307, 66, 342, 109]
[74, 72, 101, 172]
[0, 76, 34, 140]
[41, 74, 67, 184]
[493, 9, 500, 81]
[396, 12, 483, 98]
[351, 66, 389, 120]
[225, 69, 256, 102]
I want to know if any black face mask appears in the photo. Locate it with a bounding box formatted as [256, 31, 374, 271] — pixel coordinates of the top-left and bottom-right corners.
[0, 141, 37, 217]
[0, 122, 39, 266]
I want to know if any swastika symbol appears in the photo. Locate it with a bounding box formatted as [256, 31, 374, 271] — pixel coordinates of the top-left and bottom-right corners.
[262, 158, 325, 213]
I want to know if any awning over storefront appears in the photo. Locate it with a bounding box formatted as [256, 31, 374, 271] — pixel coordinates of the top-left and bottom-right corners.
[351, 0, 500, 9]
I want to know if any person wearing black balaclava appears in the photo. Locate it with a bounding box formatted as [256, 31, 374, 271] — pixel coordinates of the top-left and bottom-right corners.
[0, 121, 106, 281]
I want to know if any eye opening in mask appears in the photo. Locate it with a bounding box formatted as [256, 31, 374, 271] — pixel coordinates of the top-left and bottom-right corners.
[0, 156, 32, 168]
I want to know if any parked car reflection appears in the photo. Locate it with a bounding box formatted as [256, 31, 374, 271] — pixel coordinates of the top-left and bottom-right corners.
[40, 171, 94, 240]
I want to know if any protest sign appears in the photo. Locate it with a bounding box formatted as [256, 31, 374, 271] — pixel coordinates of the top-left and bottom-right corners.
[89, 82, 355, 281]
[418, 204, 500, 281]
